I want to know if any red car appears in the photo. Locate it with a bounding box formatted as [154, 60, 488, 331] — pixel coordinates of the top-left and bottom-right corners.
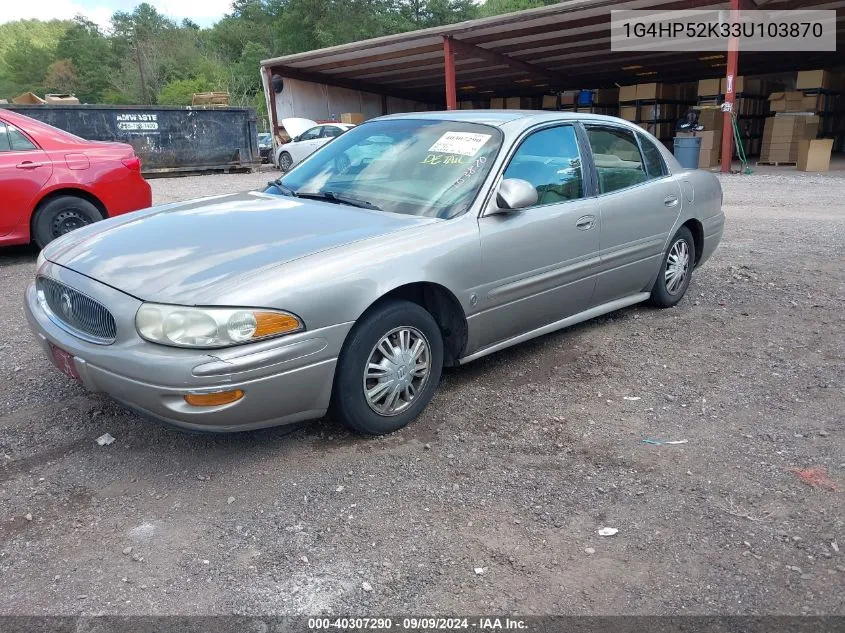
[0, 109, 152, 248]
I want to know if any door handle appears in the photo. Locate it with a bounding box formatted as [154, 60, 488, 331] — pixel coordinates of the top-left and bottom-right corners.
[664, 195, 679, 207]
[575, 215, 595, 230]
[16, 161, 43, 169]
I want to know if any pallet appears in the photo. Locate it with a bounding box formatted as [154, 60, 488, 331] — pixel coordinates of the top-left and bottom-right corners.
[755, 160, 796, 166]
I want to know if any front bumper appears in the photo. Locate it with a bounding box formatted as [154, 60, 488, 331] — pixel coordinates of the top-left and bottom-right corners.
[24, 263, 351, 432]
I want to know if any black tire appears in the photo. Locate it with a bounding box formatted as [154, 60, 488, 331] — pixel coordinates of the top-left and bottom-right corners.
[649, 226, 696, 308]
[331, 299, 443, 436]
[32, 195, 103, 248]
[278, 151, 293, 172]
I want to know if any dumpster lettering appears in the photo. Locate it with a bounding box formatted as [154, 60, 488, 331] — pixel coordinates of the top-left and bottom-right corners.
[116, 113, 160, 133]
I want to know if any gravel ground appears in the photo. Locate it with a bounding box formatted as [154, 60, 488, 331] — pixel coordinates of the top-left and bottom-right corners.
[0, 168, 842, 616]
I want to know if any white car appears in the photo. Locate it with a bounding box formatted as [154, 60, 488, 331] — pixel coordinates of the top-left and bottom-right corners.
[275, 118, 354, 171]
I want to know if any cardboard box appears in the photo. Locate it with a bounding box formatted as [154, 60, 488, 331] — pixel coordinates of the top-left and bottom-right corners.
[541, 94, 558, 109]
[340, 112, 366, 124]
[636, 83, 671, 100]
[620, 105, 638, 121]
[504, 97, 522, 109]
[673, 82, 697, 102]
[12, 92, 45, 105]
[797, 139, 833, 171]
[796, 70, 831, 90]
[619, 85, 637, 102]
[45, 93, 80, 105]
[769, 92, 807, 113]
[594, 88, 619, 104]
[698, 78, 721, 96]
[490, 97, 505, 109]
[697, 108, 724, 131]
[561, 91, 578, 105]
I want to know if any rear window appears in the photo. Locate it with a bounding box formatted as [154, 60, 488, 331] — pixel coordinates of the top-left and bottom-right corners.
[0, 123, 10, 152]
[638, 133, 668, 179]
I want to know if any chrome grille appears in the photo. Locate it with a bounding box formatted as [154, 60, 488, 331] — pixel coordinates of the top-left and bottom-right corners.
[36, 276, 117, 344]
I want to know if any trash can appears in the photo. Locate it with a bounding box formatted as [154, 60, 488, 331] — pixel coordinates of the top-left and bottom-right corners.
[673, 136, 702, 169]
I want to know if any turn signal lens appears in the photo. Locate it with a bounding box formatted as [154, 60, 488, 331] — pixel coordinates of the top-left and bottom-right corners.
[184, 390, 244, 407]
[254, 311, 302, 338]
[121, 156, 141, 171]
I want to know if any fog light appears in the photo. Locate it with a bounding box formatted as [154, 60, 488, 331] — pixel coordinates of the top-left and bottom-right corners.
[184, 390, 244, 407]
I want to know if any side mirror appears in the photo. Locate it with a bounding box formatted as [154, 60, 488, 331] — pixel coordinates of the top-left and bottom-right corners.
[292, 135, 301, 143]
[489, 178, 537, 214]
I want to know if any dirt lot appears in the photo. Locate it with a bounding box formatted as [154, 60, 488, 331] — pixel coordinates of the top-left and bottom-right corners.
[0, 168, 842, 616]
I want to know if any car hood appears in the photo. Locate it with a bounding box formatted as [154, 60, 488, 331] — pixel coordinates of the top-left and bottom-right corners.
[45, 191, 436, 304]
[282, 117, 317, 140]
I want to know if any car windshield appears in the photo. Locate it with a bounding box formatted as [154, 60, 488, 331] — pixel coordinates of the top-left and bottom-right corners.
[278, 118, 503, 219]
[258, 133, 271, 143]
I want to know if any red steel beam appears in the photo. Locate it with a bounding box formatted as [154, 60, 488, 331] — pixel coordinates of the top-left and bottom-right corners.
[721, 0, 740, 173]
[443, 36, 457, 110]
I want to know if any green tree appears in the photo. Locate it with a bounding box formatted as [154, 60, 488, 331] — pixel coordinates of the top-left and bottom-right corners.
[158, 77, 213, 104]
[44, 59, 79, 94]
[55, 18, 117, 103]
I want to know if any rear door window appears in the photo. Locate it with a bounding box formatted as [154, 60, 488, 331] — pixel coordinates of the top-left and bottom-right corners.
[585, 126, 648, 194]
[7, 125, 37, 151]
[299, 127, 323, 141]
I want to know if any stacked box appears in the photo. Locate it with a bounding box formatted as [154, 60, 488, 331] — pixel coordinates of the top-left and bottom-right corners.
[541, 94, 559, 109]
[639, 103, 678, 121]
[769, 92, 809, 113]
[618, 85, 637, 102]
[677, 130, 721, 168]
[796, 70, 840, 90]
[636, 83, 673, 100]
[797, 138, 834, 172]
[698, 78, 721, 97]
[697, 108, 724, 132]
[620, 105, 637, 121]
[760, 114, 820, 163]
[593, 88, 619, 104]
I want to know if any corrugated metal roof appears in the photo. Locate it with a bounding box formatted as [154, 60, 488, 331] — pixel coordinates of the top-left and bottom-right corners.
[262, 0, 845, 102]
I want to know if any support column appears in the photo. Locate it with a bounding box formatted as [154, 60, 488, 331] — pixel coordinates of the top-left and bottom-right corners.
[443, 36, 457, 110]
[720, 0, 740, 173]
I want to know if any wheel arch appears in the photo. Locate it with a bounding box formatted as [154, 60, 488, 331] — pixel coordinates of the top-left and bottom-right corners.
[680, 217, 704, 267]
[353, 282, 469, 367]
[32, 187, 108, 222]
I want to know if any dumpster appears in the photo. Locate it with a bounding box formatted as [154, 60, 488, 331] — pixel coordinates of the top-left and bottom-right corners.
[673, 136, 702, 169]
[0, 104, 260, 175]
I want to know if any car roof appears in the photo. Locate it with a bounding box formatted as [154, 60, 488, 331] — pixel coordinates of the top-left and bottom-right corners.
[376, 109, 641, 130]
[0, 108, 90, 148]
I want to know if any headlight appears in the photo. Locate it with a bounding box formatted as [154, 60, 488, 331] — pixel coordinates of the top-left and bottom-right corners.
[135, 303, 303, 348]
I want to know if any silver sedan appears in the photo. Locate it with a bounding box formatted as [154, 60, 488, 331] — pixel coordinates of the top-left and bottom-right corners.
[25, 111, 724, 435]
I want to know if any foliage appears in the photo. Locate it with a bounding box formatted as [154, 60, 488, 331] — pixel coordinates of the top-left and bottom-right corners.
[0, 0, 533, 107]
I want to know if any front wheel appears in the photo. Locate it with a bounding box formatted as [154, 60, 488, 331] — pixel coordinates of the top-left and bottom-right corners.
[331, 299, 443, 435]
[649, 226, 695, 308]
[32, 195, 103, 248]
[278, 151, 293, 172]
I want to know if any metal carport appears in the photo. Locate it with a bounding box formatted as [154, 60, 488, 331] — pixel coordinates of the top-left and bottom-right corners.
[261, 0, 845, 173]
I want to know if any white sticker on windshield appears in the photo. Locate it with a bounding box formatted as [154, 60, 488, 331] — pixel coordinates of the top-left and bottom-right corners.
[428, 132, 492, 157]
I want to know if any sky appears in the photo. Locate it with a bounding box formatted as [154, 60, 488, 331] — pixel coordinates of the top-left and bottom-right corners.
[0, 0, 236, 30]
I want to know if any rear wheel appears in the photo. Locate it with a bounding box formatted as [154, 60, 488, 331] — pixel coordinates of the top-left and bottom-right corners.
[32, 195, 103, 248]
[278, 151, 293, 172]
[331, 300, 443, 435]
[649, 226, 695, 308]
